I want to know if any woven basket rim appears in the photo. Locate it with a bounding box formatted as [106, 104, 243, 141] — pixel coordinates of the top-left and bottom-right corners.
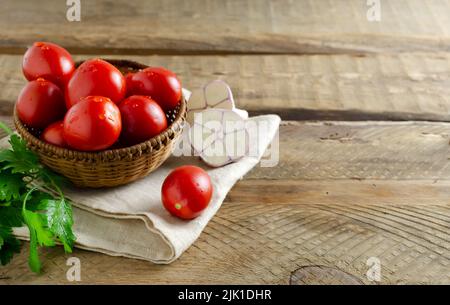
[76, 59, 148, 71]
[14, 59, 187, 160]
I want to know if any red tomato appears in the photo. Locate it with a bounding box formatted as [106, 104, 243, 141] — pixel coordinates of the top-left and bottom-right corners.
[125, 72, 135, 96]
[119, 95, 168, 145]
[16, 78, 66, 129]
[126, 67, 182, 111]
[22, 42, 75, 88]
[40, 121, 67, 148]
[65, 59, 126, 109]
[161, 165, 213, 220]
[63, 96, 121, 151]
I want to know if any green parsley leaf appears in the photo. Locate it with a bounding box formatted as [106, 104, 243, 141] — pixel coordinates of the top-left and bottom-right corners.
[0, 225, 21, 266]
[0, 225, 6, 247]
[0, 129, 75, 274]
[0, 205, 23, 227]
[0, 134, 40, 174]
[0, 170, 23, 201]
[39, 199, 75, 253]
[22, 210, 55, 248]
[22, 209, 55, 273]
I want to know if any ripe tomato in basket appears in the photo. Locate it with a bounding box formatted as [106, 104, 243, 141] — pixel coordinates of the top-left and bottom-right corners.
[125, 72, 135, 96]
[16, 78, 66, 129]
[63, 96, 122, 151]
[65, 59, 126, 108]
[119, 95, 168, 146]
[22, 42, 75, 88]
[41, 121, 67, 148]
[161, 165, 213, 220]
[126, 67, 182, 111]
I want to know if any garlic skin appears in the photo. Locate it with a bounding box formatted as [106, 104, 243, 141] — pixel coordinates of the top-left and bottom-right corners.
[189, 109, 249, 167]
[186, 80, 248, 125]
[182, 88, 192, 101]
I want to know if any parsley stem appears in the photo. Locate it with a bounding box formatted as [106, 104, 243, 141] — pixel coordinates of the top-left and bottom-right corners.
[44, 172, 65, 200]
[0, 121, 13, 136]
[22, 186, 38, 211]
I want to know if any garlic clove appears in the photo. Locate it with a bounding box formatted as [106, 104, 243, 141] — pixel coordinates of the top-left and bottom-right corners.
[233, 108, 249, 119]
[187, 80, 247, 124]
[182, 88, 192, 101]
[189, 109, 249, 167]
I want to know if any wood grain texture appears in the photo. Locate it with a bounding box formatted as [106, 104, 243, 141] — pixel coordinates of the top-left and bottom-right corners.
[3, 52, 450, 121]
[248, 121, 450, 181]
[2, 121, 450, 284]
[2, 0, 450, 287]
[3, 0, 450, 54]
[290, 266, 364, 285]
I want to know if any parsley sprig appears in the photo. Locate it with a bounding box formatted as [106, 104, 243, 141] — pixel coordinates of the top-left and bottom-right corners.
[0, 124, 75, 273]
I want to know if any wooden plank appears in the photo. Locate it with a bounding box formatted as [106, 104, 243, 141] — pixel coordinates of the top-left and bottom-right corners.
[248, 121, 450, 181]
[3, 53, 450, 121]
[229, 180, 450, 206]
[290, 266, 364, 285]
[1, 121, 450, 284]
[3, 0, 450, 55]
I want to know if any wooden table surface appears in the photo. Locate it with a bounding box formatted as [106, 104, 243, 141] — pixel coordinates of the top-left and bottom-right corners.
[1, 0, 450, 284]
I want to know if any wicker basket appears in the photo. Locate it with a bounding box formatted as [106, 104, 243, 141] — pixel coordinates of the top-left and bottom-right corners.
[14, 59, 187, 188]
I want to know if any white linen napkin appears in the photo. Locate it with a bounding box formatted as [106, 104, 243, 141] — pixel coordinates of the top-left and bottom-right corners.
[9, 114, 280, 263]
